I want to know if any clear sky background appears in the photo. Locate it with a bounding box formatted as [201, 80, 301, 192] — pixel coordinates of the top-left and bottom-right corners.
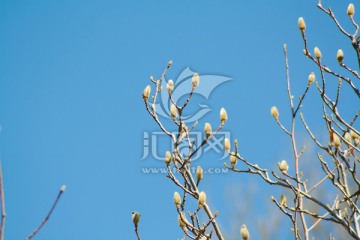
[0, 0, 357, 239]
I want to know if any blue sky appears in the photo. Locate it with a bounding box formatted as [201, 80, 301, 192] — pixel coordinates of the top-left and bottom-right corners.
[0, 0, 357, 239]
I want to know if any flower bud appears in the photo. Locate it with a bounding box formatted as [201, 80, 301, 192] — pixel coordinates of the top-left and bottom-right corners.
[240, 224, 250, 240]
[168, 60, 173, 66]
[165, 151, 171, 165]
[230, 153, 237, 167]
[271, 106, 279, 119]
[192, 73, 200, 88]
[142, 85, 151, 100]
[345, 132, 352, 145]
[347, 3, 355, 18]
[280, 194, 287, 207]
[60, 185, 66, 192]
[204, 122, 212, 139]
[314, 47, 322, 61]
[308, 72, 315, 85]
[170, 104, 177, 120]
[278, 160, 289, 173]
[298, 17, 306, 31]
[220, 108, 228, 124]
[196, 166, 203, 182]
[174, 191, 181, 208]
[224, 138, 231, 153]
[178, 212, 190, 229]
[332, 133, 341, 148]
[198, 191, 206, 207]
[337, 49, 344, 63]
[167, 80, 174, 93]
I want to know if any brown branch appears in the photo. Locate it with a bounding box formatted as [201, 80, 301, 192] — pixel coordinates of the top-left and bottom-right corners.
[25, 185, 66, 240]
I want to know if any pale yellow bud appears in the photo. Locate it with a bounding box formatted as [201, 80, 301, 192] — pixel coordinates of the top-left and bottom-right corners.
[347, 3, 355, 17]
[337, 49, 344, 63]
[278, 160, 289, 173]
[174, 191, 181, 208]
[167, 80, 174, 93]
[332, 133, 341, 148]
[165, 151, 171, 165]
[224, 138, 231, 153]
[170, 104, 177, 120]
[240, 224, 250, 240]
[142, 85, 151, 100]
[192, 73, 200, 88]
[350, 129, 359, 140]
[230, 153, 237, 167]
[280, 194, 287, 207]
[204, 122, 212, 139]
[178, 212, 191, 229]
[298, 17, 306, 31]
[196, 166, 203, 182]
[168, 60, 173, 66]
[220, 108, 228, 124]
[308, 72, 315, 85]
[271, 106, 279, 119]
[314, 47, 322, 61]
[345, 132, 352, 144]
[60, 185, 66, 192]
[198, 191, 206, 207]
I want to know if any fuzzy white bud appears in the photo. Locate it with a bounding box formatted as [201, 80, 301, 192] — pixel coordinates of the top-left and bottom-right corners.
[278, 160, 289, 173]
[271, 106, 279, 119]
[198, 191, 206, 207]
[174, 191, 181, 208]
[308, 72, 315, 85]
[170, 104, 177, 120]
[230, 153, 237, 167]
[167, 80, 174, 93]
[332, 133, 341, 148]
[280, 194, 287, 207]
[142, 85, 151, 100]
[204, 122, 212, 139]
[345, 132, 352, 145]
[298, 17, 306, 31]
[347, 3, 355, 18]
[196, 166, 203, 182]
[314, 47, 322, 61]
[224, 138, 231, 153]
[220, 108, 228, 124]
[192, 73, 200, 88]
[337, 49, 344, 63]
[60, 185, 66, 192]
[165, 151, 171, 165]
[240, 224, 250, 240]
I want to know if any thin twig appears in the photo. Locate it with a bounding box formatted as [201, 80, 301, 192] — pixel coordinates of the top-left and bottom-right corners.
[25, 185, 66, 240]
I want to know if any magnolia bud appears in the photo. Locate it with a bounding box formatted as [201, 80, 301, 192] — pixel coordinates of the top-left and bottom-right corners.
[174, 191, 181, 208]
[224, 138, 231, 153]
[198, 191, 206, 207]
[337, 49, 344, 63]
[167, 80, 174, 93]
[280, 194, 287, 207]
[204, 123, 212, 139]
[240, 224, 250, 240]
[230, 153, 237, 167]
[178, 212, 190, 229]
[332, 133, 341, 148]
[168, 60, 173, 66]
[132, 211, 141, 225]
[308, 72, 315, 85]
[142, 85, 151, 100]
[60, 185, 66, 192]
[278, 160, 289, 173]
[271, 106, 279, 119]
[165, 151, 171, 165]
[170, 104, 177, 120]
[345, 132, 352, 144]
[196, 166, 203, 183]
[347, 3, 355, 18]
[192, 73, 200, 88]
[298, 17, 306, 31]
[314, 47, 322, 61]
[220, 108, 228, 124]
